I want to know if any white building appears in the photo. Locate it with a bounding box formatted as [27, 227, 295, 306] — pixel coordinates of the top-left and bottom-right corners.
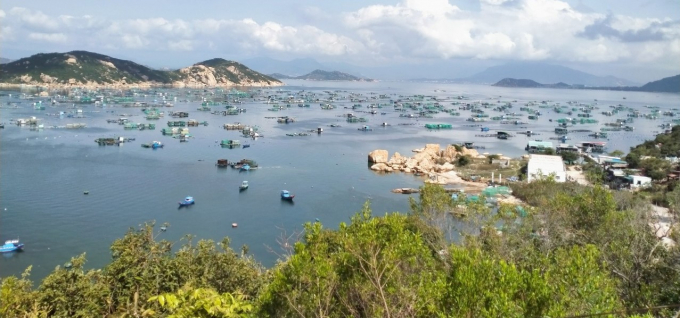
[527, 154, 566, 183]
[628, 175, 652, 189]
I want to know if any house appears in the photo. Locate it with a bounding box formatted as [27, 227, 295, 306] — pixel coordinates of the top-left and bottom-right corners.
[525, 141, 553, 153]
[527, 154, 566, 183]
[627, 175, 652, 189]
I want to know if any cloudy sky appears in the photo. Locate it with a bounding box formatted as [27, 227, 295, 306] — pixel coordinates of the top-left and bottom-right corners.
[1, 0, 678, 82]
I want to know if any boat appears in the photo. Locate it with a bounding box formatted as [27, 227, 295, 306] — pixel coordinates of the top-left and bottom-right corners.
[281, 190, 295, 201]
[0, 239, 24, 253]
[239, 181, 249, 191]
[240, 164, 251, 171]
[243, 144, 251, 148]
[179, 196, 195, 206]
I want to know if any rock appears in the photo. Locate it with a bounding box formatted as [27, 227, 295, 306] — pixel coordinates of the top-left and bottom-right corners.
[388, 152, 405, 165]
[438, 162, 455, 172]
[368, 150, 389, 163]
[403, 167, 412, 173]
[418, 157, 435, 172]
[412, 148, 424, 153]
[405, 158, 418, 169]
[423, 144, 441, 157]
[38, 91, 49, 97]
[442, 145, 458, 161]
[99, 60, 116, 69]
[370, 163, 389, 172]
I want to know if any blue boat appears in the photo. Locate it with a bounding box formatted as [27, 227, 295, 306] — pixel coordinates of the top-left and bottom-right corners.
[281, 190, 295, 201]
[0, 239, 24, 253]
[179, 196, 195, 206]
[240, 164, 251, 171]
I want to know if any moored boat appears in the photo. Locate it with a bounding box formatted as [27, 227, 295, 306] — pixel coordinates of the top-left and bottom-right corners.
[239, 181, 249, 191]
[240, 164, 251, 171]
[281, 190, 294, 201]
[0, 239, 24, 253]
[179, 196, 195, 206]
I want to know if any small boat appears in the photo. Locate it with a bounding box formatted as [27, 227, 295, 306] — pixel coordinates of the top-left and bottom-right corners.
[281, 190, 295, 201]
[0, 239, 24, 253]
[240, 164, 251, 171]
[242, 144, 251, 148]
[179, 196, 195, 206]
[239, 181, 249, 191]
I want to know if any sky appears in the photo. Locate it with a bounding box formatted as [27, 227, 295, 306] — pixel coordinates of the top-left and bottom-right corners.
[1, 0, 679, 82]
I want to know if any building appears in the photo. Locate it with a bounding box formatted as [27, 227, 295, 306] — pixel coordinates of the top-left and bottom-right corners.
[527, 154, 566, 183]
[627, 175, 652, 189]
[525, 140, 554, 153]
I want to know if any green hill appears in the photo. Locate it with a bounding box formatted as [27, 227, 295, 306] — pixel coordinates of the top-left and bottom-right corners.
[297, 69, 369, 81]
[0, 51, 282, 87]
[639, 74, 680, 93]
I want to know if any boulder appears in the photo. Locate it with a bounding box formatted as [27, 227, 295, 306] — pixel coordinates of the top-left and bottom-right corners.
[388, 152, 405, 165]
[423, 144, 441, 157]
[368, 149, 389, 163]
[412, 148, 424, 153]
[418, 157, 435, 172]
[403, 167, 412, 173]
[442, 145, 458, 161]
[370, 163, 389, 172]
[405, 158, 418, 169]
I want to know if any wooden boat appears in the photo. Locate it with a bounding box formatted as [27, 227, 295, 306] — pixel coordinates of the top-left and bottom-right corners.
[239, 181, 249, 191]
[281, 190, 294, 201]
[0, 239, 24, 253]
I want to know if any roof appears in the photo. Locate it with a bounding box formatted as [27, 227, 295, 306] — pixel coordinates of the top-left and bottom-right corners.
[527, 154, 565, 178]
[527, 141, 553, 148]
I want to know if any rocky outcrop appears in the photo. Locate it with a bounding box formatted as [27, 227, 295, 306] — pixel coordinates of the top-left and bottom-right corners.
[368, 144, 481, 175]
[368, 150, 389, 164]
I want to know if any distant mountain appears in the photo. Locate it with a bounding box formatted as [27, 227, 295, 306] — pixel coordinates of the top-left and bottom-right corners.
[0, 51, 281, 87]
[492, 75, 680, 93]
[269, 73, 295, 79]
[0, 57, 12, 64]
[492, 78, 542, 88]
[463, 62, 638, 86]
[639, 75, 680, 93]
[241, 57, 327, 77]
[270, 69, 372, 81]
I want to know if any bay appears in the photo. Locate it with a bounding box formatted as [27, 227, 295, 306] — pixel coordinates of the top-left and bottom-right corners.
[0, 80, 677, 280]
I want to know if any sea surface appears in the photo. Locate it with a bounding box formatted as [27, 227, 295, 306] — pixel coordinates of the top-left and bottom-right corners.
[0, 80, 677, 280]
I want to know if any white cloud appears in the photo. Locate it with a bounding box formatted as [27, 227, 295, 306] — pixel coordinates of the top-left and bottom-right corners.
[0, 1, 677, 73]
[28, 32, 67, 43]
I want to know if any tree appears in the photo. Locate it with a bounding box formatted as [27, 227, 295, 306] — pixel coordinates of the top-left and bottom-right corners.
[560, 151, 579, 164]
[258, 202, 447, 317]
[609, 150, 625, 157]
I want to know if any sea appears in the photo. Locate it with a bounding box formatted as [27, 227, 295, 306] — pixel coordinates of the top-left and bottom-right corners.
[1, 80, 678, 281]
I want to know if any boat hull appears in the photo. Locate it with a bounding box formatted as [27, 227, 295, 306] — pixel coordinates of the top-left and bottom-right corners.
[281, 195, 294, 201]
[0, 244, 24, 253]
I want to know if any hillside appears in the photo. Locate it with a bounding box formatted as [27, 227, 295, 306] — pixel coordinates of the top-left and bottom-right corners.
[492, 78, 542, 88]
[175, 58, 281, 87]
[0, 51, 282, 87]
[465, 62, 637, 86]
[493, 76, 680, 93]
[0, 57, 12, 64]
[269, 69, 371, 81]
[639, 74, 680, 93]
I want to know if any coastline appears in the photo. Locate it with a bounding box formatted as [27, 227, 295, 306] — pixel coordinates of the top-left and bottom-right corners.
[0, 81, 285, 91]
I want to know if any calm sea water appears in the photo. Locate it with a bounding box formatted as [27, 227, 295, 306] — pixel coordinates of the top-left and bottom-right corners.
[1, 80, 677, 280]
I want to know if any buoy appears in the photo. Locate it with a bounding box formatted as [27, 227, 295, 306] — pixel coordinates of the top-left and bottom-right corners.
[232, 223, 238, 228]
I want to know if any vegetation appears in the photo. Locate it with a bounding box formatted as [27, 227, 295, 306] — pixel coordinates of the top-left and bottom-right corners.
[2, 179, 678, 317]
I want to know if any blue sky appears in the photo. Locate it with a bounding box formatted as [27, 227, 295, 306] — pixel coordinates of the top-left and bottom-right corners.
[1, 0, 678, 82]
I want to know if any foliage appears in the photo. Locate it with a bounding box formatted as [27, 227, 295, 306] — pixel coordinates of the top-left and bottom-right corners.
[146, 285, 253, 318]
[626, 125, 680, 167]
[258, 202, 447, 317]
[457, 154, 472, 166]
[609, 150, 625, 157]
[560, 151, 579, 164]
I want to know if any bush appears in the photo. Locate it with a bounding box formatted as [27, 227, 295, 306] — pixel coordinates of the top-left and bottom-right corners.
[457, 155, 472, 167]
